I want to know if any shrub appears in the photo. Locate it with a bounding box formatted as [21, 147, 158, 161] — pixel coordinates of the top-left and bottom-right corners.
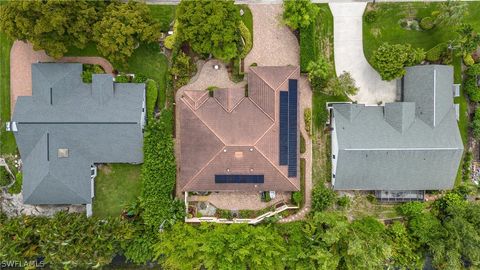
[304, 108, 312, 136]
[146, 80, 158, 120]
[396, 201, 425, 218]
[307, 56, 331, 84]
[81, 64, 106, 83]
[0, 167, 11, 187]
[472, 108, 480, 139]
[292, 192, 303, 206]
[133, 74, 148, 83]
[464, 54, 475, 66]
[337, 196, 350, 208]
[365, 10, 377, 23]
[311, 184, 336, 212]
[425, 43, 447, 62]
[164, 21, 178, 50]
[115, 74, 129, 83]
[7, 172, 22, 194]
[372, 43, 424, 81]
[466, 63, 480, 76]
[462, 151, 473, 182]
[420, 17, 434, 30]
[171, 51, 196, 89]
[464, 77, 480, 102]
[366, 193, 377, 203]
[82, 70, 93, 83]
[239, 21, 252, 58]
[300, 22, 318, 73]
[300, 134, 306, 154]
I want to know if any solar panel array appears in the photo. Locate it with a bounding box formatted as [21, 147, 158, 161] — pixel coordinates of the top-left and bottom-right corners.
[279, 91, 289, 165]
[215, 174, 265, 184]
[278, 79, 298, 177]
[288, 79, 298, 177]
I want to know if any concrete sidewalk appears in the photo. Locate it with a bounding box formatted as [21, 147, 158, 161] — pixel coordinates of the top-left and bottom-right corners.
[330, 2, 396, 105]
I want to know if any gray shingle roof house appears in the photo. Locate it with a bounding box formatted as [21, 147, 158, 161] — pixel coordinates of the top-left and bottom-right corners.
[331, 65, 463, 191]
[11, 63, 145, 206]
[177, 66, 300, 192]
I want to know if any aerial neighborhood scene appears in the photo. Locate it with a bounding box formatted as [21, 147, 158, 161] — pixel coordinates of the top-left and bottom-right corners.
[1, 0, 480, 268]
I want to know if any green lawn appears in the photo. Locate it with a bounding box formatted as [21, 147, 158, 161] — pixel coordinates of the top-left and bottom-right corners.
[93, 164, 142, 218]
[148, 5, 176, 32]
[0, 31, 16, 155]
[363, 2, 480, 63]
[300, 4, 334, 73]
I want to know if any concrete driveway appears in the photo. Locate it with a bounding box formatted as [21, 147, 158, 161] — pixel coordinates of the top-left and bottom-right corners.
[329, 2, 396, 105]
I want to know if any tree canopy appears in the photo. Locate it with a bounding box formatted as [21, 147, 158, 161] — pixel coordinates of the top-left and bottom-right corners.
[0, 0, 102, 58]
[282, 0, 320, 30]
[92, 1, 160, 66]
[176, 0, 241, 61]
[324, 71, 359, 96]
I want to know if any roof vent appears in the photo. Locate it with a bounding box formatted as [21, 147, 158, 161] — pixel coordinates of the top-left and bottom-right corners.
[58, 148, 69, 158]
[249, 148, 254, 152]
[235, 152, 244, 158]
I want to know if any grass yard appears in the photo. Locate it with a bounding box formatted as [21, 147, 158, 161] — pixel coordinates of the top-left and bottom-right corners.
[363, 2, 480, 63]
[0, 32, 16, 155]
[149, 5, 176, 32]
[300, 4, 334, 73]
[93, 164, 142, 218]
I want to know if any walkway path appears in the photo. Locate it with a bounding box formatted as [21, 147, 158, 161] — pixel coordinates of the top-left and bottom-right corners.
[10, 41, 113, 116]
[244, 4, 299, 68]
[329, 2, 396, 105]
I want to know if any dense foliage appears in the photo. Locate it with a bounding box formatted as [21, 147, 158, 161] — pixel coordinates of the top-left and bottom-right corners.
[472, 107, 480, 139]
[92, 1, 160, 66]
[300, 22, 318, 72]
[0, 0, 103, 58]
[238, 21, 252, 59]
[372, 43, 425, 81]
[170, 51, 196, 89]
[464, 64, 480, 102]
[0, 213, 132, 268]
[311, 183, 336, 212]
[0, 0, 160, 65]
[146, 79, 158, 120]
[324, 71, 359, 96]
[141, 110, 184, 228]
[434, 0, 468, 27]
[176, 0, 241, 61]
[155, 223, 286, 270]
[282, 0, 320, 30]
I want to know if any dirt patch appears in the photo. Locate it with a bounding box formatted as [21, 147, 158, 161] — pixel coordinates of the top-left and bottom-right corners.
[98, 164, 112, 175]
[370, 28, 381, 38]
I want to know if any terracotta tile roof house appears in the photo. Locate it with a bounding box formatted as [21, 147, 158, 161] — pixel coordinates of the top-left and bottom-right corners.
[177, 66, 300, 192]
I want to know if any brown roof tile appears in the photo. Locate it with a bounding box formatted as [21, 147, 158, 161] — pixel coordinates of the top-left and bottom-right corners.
[177, 66, 300, 192]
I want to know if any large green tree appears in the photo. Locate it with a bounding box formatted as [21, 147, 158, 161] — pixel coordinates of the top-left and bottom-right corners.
[434, 0, 468, 27]
[372, 43, 425, 81]
[93, 1, 160, 66]
[176, 0, 241, 61]
[324, 71, 359, 97]
[0, 0, 102, 58]
[282, 0, 320, 30]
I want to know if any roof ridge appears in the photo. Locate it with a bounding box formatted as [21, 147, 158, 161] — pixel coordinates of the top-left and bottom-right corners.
[254, 145, 300, 190]
[248, 97, 275, 122]
[272, 67, 298, 91]
[187, 102, 228, 146]
[182, 147, 226, 191]
[249, 68, 278, 94]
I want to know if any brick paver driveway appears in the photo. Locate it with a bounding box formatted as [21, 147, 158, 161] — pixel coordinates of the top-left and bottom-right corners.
[10, 41, 113, 117]
[244, 4, 299, 68]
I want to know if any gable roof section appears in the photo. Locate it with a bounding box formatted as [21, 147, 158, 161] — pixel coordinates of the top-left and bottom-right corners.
[178, 66, 301, 192]
[13, 63, 145, 205]
[332, 65, 463, 191]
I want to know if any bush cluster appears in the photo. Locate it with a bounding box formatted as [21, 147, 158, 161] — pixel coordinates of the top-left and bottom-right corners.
[238, 21, 252, 59]
[141, 110, 185, 228]
[311, 183, 336, 212]
[146, 79, 158, 120]
[419, 16, 434, 30]
[372, 43, 425, 81]
[425, 43, 447, 62]
[81, 64, 105, 83]
[464, 64, 480, 102]
[304, 108, 312, 136]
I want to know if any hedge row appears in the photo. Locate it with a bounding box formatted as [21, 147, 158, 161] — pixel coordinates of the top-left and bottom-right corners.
[146, 79, 158, 120]
[300, 22, 318, 73]
[141, 110, 184, 228]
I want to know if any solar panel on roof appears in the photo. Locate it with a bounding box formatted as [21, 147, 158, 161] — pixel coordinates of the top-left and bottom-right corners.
[288, 79, 298, 177]
[215, 175, 264, 184]
[279, 91, 289, 165]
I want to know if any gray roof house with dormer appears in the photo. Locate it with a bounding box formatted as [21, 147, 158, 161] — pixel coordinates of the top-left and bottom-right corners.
[331, 65, 463, 191]
[11, 63, 145, 205]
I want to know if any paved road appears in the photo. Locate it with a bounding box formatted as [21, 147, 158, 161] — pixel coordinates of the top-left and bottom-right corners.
[329, 2, 396, 105]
